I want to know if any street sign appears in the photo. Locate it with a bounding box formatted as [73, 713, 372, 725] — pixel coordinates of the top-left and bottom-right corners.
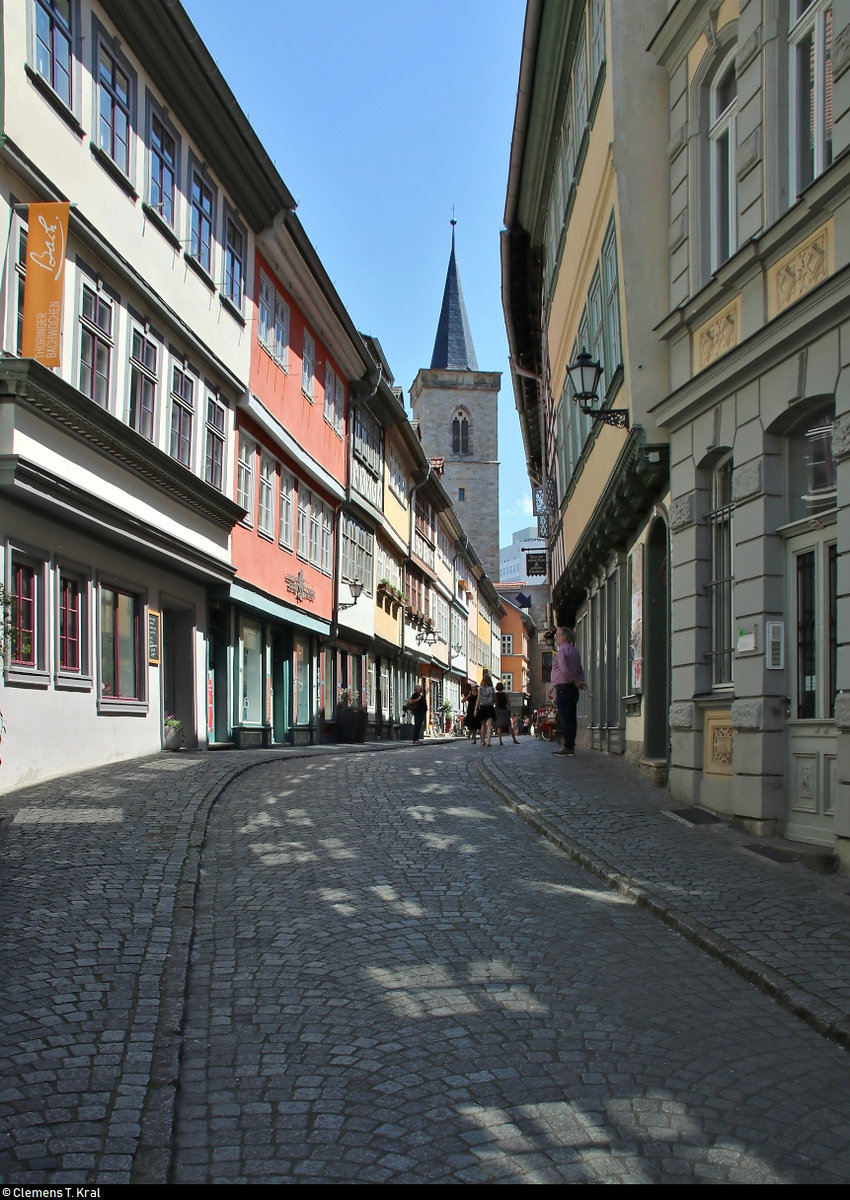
[525, 551, 547, 576]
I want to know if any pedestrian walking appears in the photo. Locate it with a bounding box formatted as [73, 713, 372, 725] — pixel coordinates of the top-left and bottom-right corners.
[475, 670, 496, 747]
[494, 681, 519, 744]
[549, 626, 586, 756]
[406, 684, 428, 744]
[464, 685, 481, 743]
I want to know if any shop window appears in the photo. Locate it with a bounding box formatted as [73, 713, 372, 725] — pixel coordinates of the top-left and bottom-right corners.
[8, 556, 45, 679]
[99, 584, 143, 704]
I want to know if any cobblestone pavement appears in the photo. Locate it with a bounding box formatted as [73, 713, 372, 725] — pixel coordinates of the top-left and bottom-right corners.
[2, 738, 850, 1184]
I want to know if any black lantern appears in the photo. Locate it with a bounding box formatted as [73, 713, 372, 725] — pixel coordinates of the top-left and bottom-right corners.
[567, 349, 628, 429]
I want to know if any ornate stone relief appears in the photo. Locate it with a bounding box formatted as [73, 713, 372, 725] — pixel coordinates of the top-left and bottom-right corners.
[694, 298, 740, 373]
[669, 492, 695, 530]
[704, 710, 734, 777]
[771, 223, 831, 317]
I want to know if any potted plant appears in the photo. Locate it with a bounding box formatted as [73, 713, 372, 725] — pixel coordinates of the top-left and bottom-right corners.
[440, 698, 454, 732]
[164, 714, 183, 751]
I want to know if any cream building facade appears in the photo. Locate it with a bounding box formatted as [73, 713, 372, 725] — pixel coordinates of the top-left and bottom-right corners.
[503, 0, 672, 773]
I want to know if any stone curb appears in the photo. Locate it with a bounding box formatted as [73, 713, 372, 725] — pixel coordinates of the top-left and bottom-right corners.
[476, 756, 850, 1053]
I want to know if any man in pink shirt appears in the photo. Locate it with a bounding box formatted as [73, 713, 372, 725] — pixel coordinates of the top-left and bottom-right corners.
[548, 627, 585, 756]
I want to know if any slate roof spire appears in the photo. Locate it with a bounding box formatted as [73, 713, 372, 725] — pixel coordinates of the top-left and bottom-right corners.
[430, 220, 478, 371]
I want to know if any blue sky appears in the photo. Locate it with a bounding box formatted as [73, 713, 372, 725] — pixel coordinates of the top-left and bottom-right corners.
[181, 0, 531, 546]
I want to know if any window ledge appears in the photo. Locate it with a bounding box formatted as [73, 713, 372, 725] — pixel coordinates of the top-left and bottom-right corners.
[55, 673, 94, 691]
[260, 342, 289, 372]
[183, 251, 216, 291]
[25, 65, 85, 138]
[219, 292, 246, 326]
[89, 142, 138, 200]
[142, 202, 182, 251]
[4, 667, 50, 688]
[97, 699, 149, 716]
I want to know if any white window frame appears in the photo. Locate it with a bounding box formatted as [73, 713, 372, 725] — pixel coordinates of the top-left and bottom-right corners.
[204, 394, 227, 492]
[274, 293, 290, 369]
[323, 362, 344, 435]
[297, 484, 309, 560]
[148, 104, 178, 228]
[707, 455, 734, 688]
[33, 0, 73, 109]
[189, 163, 214, 275]
[601, 218, 622, 386]
[589, 0, 606, 83]
[128, 323, 159, 443]
[279, 468, 294, 550]
[709, 50, 737, 272]
[321, 503, 333, 575]
[302, 329, 315, 400]
[223, 207, 245, 310]
[790, 0, 833, 199]
[169, 360, 195, 470]
[237, 435, 255, 525]
[95, 33, 133, 179]
[258, 453, 276, 539]
[79, 280, 114, 410]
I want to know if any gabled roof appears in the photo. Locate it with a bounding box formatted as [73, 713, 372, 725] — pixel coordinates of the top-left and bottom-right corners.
[430, 225, 479, 371]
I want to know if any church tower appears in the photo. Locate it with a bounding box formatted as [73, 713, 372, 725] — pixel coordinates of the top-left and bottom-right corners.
[409, 223, 501, 581]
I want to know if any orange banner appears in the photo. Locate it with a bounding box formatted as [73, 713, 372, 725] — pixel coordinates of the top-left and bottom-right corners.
[21, 202, 70, 367]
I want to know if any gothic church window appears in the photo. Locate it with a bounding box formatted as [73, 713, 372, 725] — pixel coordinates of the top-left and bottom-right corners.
[452, 409, 471, 456]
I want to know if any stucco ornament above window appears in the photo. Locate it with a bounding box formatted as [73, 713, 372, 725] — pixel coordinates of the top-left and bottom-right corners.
[770, 223, 832, 318]
[694, 297, 741, 373]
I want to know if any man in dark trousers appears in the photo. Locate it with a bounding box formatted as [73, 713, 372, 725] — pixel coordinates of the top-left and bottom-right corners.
[548, 627, 586, 757]
[407, 684, 428, 744]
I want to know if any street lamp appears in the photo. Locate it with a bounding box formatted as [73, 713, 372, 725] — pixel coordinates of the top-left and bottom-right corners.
[338, 579, 363, 611]
[567, 348, 628, 429]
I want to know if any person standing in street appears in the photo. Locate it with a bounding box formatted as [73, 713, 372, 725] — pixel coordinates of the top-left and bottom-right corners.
[475, 671, 496, 747]
[464, 684, 481, 744]
[494, 681, 519, 745]
[549, 627, 586, 757]
[407, 683, 428, 744]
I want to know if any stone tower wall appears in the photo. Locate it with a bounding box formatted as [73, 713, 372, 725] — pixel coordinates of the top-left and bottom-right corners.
[409, 367, 501, 581]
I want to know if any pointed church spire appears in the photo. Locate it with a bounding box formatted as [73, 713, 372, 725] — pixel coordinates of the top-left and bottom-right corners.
[430, 219, 479, 371]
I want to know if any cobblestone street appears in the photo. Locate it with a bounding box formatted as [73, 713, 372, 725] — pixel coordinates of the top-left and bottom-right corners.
[3, 740, 850, 1184]
[175, 745, 850, 1184]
